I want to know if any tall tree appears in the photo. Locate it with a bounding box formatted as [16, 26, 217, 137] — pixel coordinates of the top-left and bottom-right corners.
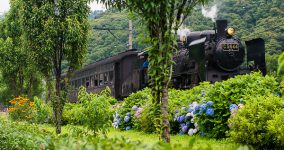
[98, 0, 207, 143]
[20, 0, 90, 133]
[0, 0, 43, 102]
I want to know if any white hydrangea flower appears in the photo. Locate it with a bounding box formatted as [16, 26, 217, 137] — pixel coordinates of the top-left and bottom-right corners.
[188, 128, 194, 136]
[193, 129, 198, 134]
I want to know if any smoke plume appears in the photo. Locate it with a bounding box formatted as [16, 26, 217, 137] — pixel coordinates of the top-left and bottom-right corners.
[201, 4, 218, 22]
[177, 27, 191, 42]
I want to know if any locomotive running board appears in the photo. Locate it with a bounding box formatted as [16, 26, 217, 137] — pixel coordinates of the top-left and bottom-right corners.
[188, 37, 206, 81]
[245, 38, 267, 75]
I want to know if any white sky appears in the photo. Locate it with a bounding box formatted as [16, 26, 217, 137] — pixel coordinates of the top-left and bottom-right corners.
[0, 0, 105, 13]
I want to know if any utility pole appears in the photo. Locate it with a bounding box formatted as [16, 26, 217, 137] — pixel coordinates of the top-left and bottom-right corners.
[128, 20, 133, 49]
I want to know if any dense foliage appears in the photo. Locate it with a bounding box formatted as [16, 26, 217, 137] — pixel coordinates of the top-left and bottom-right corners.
[113, 72, 280, 139]
[63, 87, 116, 136]
[8, 96, 52, 124]
[0, 0, 43, 103]
[0, 118, 223, 150]
[228, 95, 284, 148]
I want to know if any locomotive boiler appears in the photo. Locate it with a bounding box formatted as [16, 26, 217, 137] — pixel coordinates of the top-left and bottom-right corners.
[68, 19, 266, 100]
[172, 20, 266, 88]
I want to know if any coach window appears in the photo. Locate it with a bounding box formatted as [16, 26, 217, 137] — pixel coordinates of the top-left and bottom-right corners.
[94, 75, 98, 87]
[74, 80, 77, 88]
[104, 72, 109, 84]
[90, 76, 94, 87]
[86, 77, 90, 88]
[82, 78, 86, 87]
[99, 74, 104, 86]
[109, 71, 113, 85]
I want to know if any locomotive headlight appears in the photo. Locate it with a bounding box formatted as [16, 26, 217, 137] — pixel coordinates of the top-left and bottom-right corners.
[226, 27, 235, 36]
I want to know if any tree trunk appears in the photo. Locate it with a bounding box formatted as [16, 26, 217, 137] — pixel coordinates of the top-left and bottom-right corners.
[54, 71, 62, 134]
[161, 86, 170, 143]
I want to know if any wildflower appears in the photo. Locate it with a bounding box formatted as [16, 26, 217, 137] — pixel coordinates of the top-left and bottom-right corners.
[229, 104, 238, 111]
[181, 125, 188, 133]
[238, 104, 244, 109]
[188, 128, 194, 136]
[132, 105, 138, 111]
[205, 108, 214, 116]
[179, 115, 185, 123]
[124, 116, 130, 123]
[186, 112, 193, 117]
[126, 112, 131, 116]
[201, 89, 205, 96]
[187, 107, 194, 113]
[125, 126, 131, 131]
[175, 109, 179, 114]
[134, 108, 143, 118]
[192, 102, 198, 107]
[193, 128, 198, 134]
[206, 101, 213, 107]
[199, 104, 206, 113]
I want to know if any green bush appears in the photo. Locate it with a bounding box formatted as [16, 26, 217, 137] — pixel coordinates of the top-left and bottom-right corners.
[62, 102, 85, 125]
[267, 110, 284, 146]
[196, 72, 279, 139]
[33, 97, 53, 124]
[0, 119, 55, 149]
[228, 95, 283, 148]
[78, 87, 113, 136]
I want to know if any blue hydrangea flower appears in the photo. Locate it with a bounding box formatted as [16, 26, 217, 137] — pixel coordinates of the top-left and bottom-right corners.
[199, 104, 206, 113]
[185, 115, 189, 120]
[177, 115, 185, 123]
[188, 108, 194, 113]
[125, 126, 131, 131]
[126, 112, 131, 116]
[194, 105, 200, 111]
[201, 89, 205, 96]
[206, 101, 213, 107]
[206, 108, 214, 116]
[182, 125, 188, 133]
[175, 109, 179, 114]
[124, 116, 130, 122]
[229, 104, 238, 111]
[132, 105, 138, 111]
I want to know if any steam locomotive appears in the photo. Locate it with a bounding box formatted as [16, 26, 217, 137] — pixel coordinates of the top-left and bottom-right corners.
[68, 20, 266, 101]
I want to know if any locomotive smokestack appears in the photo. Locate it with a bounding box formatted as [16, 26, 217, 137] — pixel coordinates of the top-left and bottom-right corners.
[216, 20, 227, 39]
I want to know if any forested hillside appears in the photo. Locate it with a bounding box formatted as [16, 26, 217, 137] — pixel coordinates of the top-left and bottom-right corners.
[87, 0, 284, 73]
[86, 10, 146, 64]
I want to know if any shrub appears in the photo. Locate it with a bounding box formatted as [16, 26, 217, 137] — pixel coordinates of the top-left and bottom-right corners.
[196, 72, 279, 139]
[267, 110, 284, 146]
[33, 97, 52, 124]
[8, 96, 36, 122]
[62, 102, 85, 125]
[78, 87, 113, 136]
[0, 119, 55, 149]
[228, 95, 283, 148]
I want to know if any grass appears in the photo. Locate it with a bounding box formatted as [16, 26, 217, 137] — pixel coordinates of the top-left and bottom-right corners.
[1, 113, 243, 150]
[105, 128, 241, 150]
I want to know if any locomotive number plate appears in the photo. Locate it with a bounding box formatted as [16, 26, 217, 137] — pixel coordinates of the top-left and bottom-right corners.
[222, 43, 239, 51]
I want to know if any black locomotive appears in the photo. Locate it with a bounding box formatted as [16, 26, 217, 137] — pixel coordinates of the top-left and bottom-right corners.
[68, 20, 266, 101]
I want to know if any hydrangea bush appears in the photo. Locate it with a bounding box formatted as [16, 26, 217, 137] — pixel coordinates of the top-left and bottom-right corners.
[228, 95, 284, 148]
[112, 72, 280, 139]
[196, 72, 279, 139]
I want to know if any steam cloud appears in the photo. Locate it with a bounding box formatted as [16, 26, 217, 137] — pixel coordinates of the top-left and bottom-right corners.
[177, 27, 191, 42]
[201, 4, 218, 22]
